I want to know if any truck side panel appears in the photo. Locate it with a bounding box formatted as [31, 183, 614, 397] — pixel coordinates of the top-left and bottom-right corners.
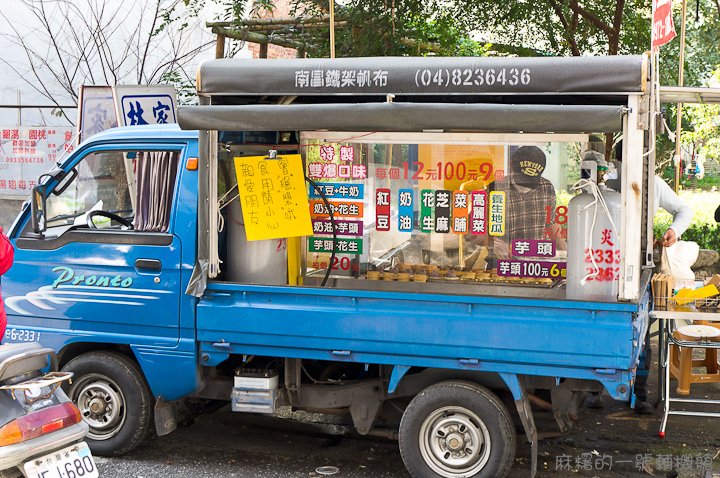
[197, 282, 645, 396]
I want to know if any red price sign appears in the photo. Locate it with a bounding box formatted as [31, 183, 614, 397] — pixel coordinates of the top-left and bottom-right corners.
[583, 247, 621, 282]
[584, 266, 620, 282]
[583, 248, 622, 265]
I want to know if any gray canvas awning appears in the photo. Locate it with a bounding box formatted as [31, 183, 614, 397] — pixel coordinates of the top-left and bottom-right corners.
[178, 103, 624, 133]
[197, 55, 646, 96]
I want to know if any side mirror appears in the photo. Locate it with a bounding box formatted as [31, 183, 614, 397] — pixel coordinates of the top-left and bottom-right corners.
[31, 185, 46, 235]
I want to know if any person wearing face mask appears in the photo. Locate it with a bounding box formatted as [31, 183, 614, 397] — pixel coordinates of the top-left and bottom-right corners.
[605, 145, 693, 247]
[492, 145, 561, 259]
[587, 145, 693, 414]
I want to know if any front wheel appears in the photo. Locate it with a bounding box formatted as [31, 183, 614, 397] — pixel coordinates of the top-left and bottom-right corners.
[62, 351, 153, 456]
[399, 381, 516, 478]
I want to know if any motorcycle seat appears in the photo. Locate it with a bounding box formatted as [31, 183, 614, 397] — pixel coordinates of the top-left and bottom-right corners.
[0, 342, 55, 384]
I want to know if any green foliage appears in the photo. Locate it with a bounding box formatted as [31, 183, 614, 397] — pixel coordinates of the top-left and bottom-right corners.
[653, 190, 720, 249]
[159, 71, 197, 105]
[653, 3, 720, 169]
[184, 0, 507, 57]
[654, 223, 720, 251]
[297, 1, 495, 57]
[659, 2, 720, 88]
[462, 1, 650, 56]
[681, 70, 720, 164]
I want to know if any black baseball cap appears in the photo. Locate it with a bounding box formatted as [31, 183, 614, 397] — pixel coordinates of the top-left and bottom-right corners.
[510, 146, 546, 188]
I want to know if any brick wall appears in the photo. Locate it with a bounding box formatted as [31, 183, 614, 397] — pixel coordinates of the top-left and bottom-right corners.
[247, 0, 299, 59]
[248, 43, 299, 59]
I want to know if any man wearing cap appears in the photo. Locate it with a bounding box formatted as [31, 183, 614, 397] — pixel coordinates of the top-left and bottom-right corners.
[493, 146, 559, 258]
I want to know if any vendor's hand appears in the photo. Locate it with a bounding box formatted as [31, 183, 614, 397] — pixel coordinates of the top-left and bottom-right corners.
[662, 228, 677, 247]
[494, 239, 509, 259]
[545, 223, 567, 250]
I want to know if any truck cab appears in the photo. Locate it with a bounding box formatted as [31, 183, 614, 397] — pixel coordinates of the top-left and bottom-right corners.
[3, 126, 202, 454]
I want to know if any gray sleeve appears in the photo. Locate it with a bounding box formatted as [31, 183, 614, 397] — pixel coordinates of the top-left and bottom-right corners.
[655, 176, 693, 236]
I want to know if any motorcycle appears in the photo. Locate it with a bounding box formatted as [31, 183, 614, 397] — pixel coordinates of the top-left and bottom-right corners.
[0, 342, 97, 478]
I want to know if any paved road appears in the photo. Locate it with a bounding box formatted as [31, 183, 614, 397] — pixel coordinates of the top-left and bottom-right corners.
[97, 408, 409, 478]
[96, 337, 720, 478]
[95, 400, 719, 478]
[97, 404, 720, 478]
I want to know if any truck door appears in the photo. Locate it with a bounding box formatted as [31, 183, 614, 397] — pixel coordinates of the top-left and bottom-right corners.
[3, 145, 184, 347]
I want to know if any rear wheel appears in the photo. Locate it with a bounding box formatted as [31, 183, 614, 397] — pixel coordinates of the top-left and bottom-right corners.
[399, 381, 516, 478]
[62, 351, 152, 456]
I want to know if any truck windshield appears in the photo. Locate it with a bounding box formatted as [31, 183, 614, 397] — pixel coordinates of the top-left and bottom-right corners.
[45, 150, 132, 229]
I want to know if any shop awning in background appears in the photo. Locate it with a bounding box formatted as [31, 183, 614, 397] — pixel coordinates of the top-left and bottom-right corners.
[660, 86, 720, 104]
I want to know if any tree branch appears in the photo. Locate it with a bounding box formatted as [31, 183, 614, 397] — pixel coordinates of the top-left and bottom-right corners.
[608, 0, 626, 55]
[547, 0, 581, 55]
[140, 0, 162, 84]
[567, 0, 614, 37]
[208, 15, 346, 27]
[210, 26, 318, 52]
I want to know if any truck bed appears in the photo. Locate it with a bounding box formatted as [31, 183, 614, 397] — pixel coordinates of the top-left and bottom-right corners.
[197, 280, 650, 397]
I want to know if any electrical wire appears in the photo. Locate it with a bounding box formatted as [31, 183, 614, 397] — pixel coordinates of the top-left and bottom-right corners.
[208, 140, 221, 278]
[216, 184, 239, 233]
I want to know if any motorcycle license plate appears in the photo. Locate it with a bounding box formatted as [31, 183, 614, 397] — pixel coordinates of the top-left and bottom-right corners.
[22, 442, 98, 478]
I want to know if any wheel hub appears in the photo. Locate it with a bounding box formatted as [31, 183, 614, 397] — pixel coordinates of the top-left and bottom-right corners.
[432, 420, 478, 460]
[418, 406, 492, 477]
[445, 432, 466, 452]
[88, 397, 107, 415]
[72, 376, 126, 440]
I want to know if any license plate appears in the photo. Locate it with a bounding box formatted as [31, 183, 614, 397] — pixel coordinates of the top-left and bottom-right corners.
[23, 442, 98, 478]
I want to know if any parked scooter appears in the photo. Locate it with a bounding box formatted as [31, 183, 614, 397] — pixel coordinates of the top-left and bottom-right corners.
[0, 343, 97, 478]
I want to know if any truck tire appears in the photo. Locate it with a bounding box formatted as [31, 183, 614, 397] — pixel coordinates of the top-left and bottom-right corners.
[399, 381, 516, 478]
[62, 351, 152, 456]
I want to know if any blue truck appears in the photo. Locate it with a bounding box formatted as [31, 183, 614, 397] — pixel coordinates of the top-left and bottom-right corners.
[3, 55, 656, 478]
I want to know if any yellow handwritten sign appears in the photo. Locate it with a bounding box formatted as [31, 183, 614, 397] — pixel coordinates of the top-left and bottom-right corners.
[234, 154, 313, 241]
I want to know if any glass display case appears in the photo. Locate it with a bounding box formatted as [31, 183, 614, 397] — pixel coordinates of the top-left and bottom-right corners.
[300, 132, 587, 295]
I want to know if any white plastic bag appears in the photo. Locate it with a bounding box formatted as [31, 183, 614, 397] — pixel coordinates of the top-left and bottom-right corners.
[660, 241, 699, 290]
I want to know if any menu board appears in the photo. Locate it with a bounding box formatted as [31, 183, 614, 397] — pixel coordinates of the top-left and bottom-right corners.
[303, 139, 567, 283]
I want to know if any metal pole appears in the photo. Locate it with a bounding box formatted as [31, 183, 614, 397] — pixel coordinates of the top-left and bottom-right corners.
[17, 90, 21, 126]
[673, 0, 688, 192]
[329, 0, 335, 58]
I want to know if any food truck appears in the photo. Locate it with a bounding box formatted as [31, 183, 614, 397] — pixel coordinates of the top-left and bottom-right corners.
[2, 54, 656, 478]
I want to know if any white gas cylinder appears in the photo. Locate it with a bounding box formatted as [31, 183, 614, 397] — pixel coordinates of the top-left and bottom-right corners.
[566, 184, 622, 301]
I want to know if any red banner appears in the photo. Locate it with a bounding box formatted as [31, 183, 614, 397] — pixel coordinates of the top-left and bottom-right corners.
[652, 0, 676, 50]
[375, 188, 391, 231]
